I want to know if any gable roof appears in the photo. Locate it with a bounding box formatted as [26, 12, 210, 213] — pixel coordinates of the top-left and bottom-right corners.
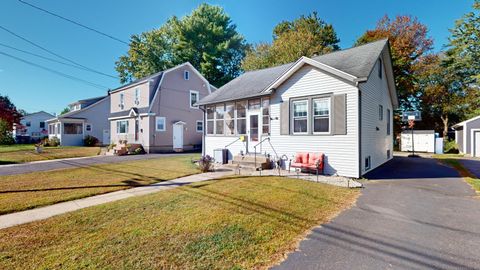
[110, 72, 163, 93]
[22, 111, 54, 118]
[49, 95, 110, 121]
[453, 115, 480, 128]
[198, 39, 393, 106]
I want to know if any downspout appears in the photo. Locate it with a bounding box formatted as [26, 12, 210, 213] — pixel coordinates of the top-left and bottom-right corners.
[200, 105, 206, 156]
[356, 81, 362, 179]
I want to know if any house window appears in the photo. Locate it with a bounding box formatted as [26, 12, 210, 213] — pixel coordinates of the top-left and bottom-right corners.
[379, 105, 383, 121]
[378, 59, 382, 79]
[26, 121, 31, 127]
[56, 123, 60, 134]
[313, 97, 330, 133]
[86, 124, 92, 132]
[262, 98, 270, 134]
[236, 101, 247, 135]
[116, 120, 128, 134]
[206, 106, 214, 135]
[64, 123, 83, 134]
[119, 93, 125, 110]
[196, 120, 203, 133]
[134, 88, 140, 105]
[248, 99, 261, 110]
[365, 156, 371, 170]
[48, 124, 54, 134]
[184, 70, 190, 80]
[39, 122, 45, 129]
[225, 103, 235, 135]
[215, 104, 225, 135]
[292, 100, 308, 134]
[190, 90, 199, 108]
[387, 109, 391, 135]
[155, 117, 166, 131]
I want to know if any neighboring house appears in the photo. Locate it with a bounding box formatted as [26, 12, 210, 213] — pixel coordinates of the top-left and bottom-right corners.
[453, 115, 480, 157]
[197, 39, 398, 178]
[13, 111, 54, 142]
[108, 62, 212, 152]
[46, 95, 111, 146]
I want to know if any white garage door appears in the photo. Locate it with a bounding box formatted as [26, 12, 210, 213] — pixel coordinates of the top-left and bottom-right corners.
[474, 131, 480, 157]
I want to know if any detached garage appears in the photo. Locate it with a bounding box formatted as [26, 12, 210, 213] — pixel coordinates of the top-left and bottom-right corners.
[453, 115, 480, 157]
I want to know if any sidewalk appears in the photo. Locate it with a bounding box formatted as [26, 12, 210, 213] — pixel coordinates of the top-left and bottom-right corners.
[0, 169, 233, 229]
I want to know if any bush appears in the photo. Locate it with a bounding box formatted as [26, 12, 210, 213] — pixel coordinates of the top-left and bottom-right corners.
[444, 138, 459, 154]
[198, 155, 214, 172]
[108, 143, 116, 151]
[83, 135, 99, 147]
[0, 120, 14, 145]
[133, 147, 145, 155]
[43, 137, 60, 147]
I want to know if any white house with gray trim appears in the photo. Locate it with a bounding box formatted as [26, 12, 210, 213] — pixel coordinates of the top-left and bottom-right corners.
[197, 39, 398, 178]
[47, 95, 111, 146]
[453, 115, 480, 157]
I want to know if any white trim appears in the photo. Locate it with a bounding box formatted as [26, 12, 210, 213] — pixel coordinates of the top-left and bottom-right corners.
[116, 120, 129, 134]
[470, 128, 480, 157]
[108, 113, 155, 121]
[196, 120, 203, 133]
[464, 125, 467, 154]
[265, 56, 358, 93]
[155, 116, 166, 131]
[190, 90, 200, 109]
[173, 121, 187, 125]
[453, 115, 480, 128]
[291, 99, 309, 135]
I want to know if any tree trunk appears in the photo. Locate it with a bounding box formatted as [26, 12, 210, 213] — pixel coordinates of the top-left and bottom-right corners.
[441, 115, 449, 138]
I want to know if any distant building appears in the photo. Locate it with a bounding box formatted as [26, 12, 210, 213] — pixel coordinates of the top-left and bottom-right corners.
[13, 111, 54, 143]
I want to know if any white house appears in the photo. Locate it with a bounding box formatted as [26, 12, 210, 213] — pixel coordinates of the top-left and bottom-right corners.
[453, 115, 480, 157]
[197, 39, 398, 178]
[13, 111, 54, 142]
[47, 95, 111, 146]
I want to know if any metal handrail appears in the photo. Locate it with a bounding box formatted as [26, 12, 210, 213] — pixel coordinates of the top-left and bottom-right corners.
[224, 137, 242, 149]
[253, 137, 279, 170]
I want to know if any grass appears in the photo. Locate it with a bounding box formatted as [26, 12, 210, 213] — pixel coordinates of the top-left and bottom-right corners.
[0, 176, 359, 269]
[0, 145, 101, 164]
[0, 154, 200, 214]
[434, 154, 480, 193]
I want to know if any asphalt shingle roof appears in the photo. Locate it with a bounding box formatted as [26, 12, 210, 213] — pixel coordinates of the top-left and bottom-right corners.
[198, 39, 388, 105]
[109, 107, 150, 118]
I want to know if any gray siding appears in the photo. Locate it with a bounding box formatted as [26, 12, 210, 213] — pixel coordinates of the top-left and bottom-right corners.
[456, 128, 464, 153]
[69, 96, 111, 145]
[462, 117, 480, 155]
[359, 56, 394, 175]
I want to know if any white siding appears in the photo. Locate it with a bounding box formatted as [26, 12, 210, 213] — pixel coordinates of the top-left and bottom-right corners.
[359, 58, 394, 175]
[204, 65, 360, 178]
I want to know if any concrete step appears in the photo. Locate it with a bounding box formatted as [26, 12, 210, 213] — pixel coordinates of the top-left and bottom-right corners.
[224, 163, 262, 172]
[232, 155, 269, 163]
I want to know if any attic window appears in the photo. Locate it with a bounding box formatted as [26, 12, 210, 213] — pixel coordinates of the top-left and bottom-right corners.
[378, 59, 382, 79]
[184, 70, 190, 80]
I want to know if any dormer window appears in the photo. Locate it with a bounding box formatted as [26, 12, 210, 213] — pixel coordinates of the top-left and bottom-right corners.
[134, 88, 140, 105]
[184, 70, 190, 80]
[119, 93, 125, 110]
[378, 58, 382, 79]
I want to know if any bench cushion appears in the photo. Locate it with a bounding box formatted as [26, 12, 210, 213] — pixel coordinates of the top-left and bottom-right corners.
[295, 152, 309, 164]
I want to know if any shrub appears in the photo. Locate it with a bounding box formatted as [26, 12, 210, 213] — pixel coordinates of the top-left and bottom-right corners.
[0, 120, 14, 145]
[108, 143, 116, 151]
[83, 135, 99, 147]
[198, 155, 214, 172]
[444, 138, 459, 154]
[43, 137, 60, 147]
[133, 147, 145, 155]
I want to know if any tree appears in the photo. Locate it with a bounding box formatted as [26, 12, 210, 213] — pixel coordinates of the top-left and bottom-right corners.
[0, 119, 15, 145]
[60, 107, 71, 115]
[444, 0, 480, 88]
[116, 4, 247, 87]
[0, 94, 22, 129]
[356, 15, 434, 110]
[242, 12, 340, 71]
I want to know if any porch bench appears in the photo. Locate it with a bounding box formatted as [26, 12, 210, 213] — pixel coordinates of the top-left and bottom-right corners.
[289, 152, 325, 178]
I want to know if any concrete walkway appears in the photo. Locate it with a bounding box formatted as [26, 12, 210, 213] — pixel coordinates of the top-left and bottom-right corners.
[0, 169, 233, 229]
[0, 153, 195, 176]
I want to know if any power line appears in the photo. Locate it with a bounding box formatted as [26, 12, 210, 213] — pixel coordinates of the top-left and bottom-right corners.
[0, 42, 105, 73]
[0, 50, 109, 90]
[0, 24, 118, 79]
[17, 0, 129, 45]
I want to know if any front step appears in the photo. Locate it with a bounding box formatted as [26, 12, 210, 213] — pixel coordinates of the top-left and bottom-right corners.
[230, 154, 271, 170]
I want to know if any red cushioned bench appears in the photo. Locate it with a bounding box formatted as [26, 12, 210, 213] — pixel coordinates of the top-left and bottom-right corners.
[289, 152, 325, 180]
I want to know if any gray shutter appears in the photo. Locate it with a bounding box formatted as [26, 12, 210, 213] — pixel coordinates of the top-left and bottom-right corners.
[280, 99, 290, 135]
[333, 94, 346, 135]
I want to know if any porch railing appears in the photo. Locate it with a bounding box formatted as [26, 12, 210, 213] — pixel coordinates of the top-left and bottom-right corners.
[253, 137, 279, 169]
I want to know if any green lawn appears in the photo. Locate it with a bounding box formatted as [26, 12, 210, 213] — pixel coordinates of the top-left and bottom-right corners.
[0, 145, 101, 164]
[434, 154, 480, 193]
[0, 154, 200, 214]
[0, 176, 359, 269]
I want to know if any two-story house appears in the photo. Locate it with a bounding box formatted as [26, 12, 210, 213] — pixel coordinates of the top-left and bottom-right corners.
[108, 62, 212, 153]
[13, 111, 54, 143]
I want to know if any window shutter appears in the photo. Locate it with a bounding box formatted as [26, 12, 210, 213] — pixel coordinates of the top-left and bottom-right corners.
[333, 94, 346, 135]
[280, 99, 290, 135]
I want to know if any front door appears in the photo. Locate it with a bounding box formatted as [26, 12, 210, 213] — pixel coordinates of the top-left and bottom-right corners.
[103, 129, 110, 145]
[173, 124, 184, 149]
[475, 131, 480, 157]
[135, 119, 139, 142]
[247, 112, 260, 153]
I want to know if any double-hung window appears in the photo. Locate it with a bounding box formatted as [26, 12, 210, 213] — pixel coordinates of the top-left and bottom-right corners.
[206, 106, 214, 135]
[155, 117, 165, 131]
[215, 104, 225, 135]
[119, 93, 125, 110]
[313, 97, 330, 133]
[190, 91, 199, 108]
[134, 88, 140, 105]
[262, 98, 270, 134]
[117, 120, 128, 134]
[196, 120, 203, 132]
[292, 100, 308, 134]
[236, 101, 247, 135]
[225, 103, 235, 135]
[64, 123, 83, 134]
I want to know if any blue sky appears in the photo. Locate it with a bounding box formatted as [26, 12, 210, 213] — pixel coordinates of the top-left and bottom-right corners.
[0, 0, 474, 114]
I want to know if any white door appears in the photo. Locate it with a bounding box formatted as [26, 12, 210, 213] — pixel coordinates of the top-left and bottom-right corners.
[103, 129, 110, 145]
[173, 124, 183, 149]
[475, 131, 480, 157]
[247, 112, 261, 153]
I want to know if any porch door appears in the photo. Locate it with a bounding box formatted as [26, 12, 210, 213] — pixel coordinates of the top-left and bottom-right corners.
[247, 112, 261, 153]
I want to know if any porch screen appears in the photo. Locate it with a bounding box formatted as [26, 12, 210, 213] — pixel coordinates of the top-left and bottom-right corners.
[64, 123, 83, 134]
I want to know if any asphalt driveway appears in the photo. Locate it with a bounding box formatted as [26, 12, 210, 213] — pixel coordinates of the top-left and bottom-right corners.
[0, 153, 196, 176]
[273, 156, 480, 270]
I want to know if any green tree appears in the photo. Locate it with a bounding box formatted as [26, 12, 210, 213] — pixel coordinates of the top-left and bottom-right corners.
[116, 4, 246, 87]
[0, 119, 15, 145]
[242, 12, 340, 71]
[60, 107, 71, 115]
[356, 15, 433, 110]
